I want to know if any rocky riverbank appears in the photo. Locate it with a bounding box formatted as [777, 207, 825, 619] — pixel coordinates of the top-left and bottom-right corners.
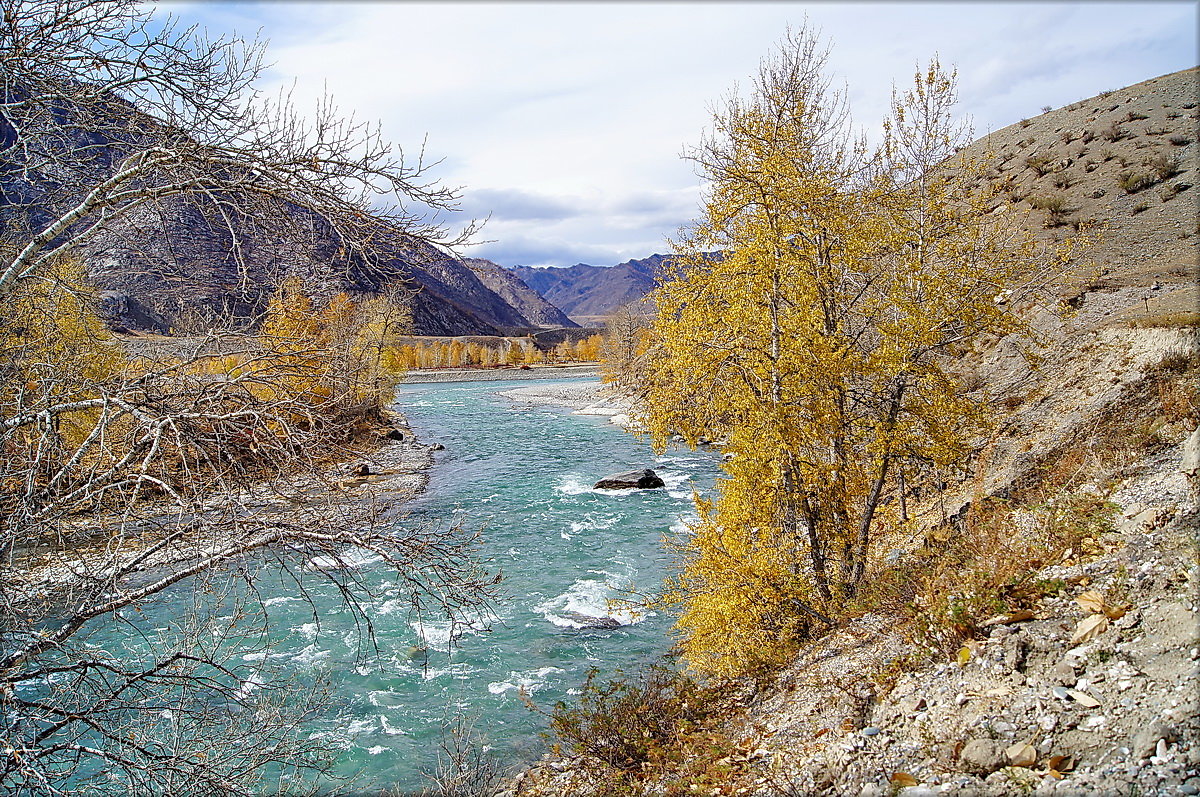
[402, 364, 601, 383]
[8, 410, 436, 599]
[497, 380, 637, 427]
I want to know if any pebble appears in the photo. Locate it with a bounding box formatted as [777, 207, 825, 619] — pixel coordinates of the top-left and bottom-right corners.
[1052, 686, 1070, 700]
[862, 726, 881, 736]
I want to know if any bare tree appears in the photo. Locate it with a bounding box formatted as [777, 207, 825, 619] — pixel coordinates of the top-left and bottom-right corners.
[0, 1, 496, 792]
[600, 301, 652, 394]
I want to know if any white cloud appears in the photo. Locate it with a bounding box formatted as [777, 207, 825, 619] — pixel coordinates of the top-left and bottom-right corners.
[170, 1, 1197, 267]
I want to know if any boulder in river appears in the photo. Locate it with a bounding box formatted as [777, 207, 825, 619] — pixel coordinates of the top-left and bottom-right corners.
[593, 469, 665, 490]
[561, 611, 622, 630]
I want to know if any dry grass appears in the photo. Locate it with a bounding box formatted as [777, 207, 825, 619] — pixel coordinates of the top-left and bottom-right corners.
[1129, 311, 1200, 329]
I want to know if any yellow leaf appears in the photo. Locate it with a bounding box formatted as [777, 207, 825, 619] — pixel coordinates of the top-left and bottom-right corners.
[1067, 689, 1101, 708]
[1047, 754, 1074, 773]
[956, 645, 971, 666]
[890, 772, 919, 787]
[1070, 614, 1109, 646]
[1005, 742, 1037, 767]
[1075, 590, 1106, 614]
[1103, 604, 1129, 620]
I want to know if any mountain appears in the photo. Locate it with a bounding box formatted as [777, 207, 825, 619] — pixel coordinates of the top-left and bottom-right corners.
[509, 254, 669, 325]
[462, 258, 577, 328]
[0, 82, 551, 337]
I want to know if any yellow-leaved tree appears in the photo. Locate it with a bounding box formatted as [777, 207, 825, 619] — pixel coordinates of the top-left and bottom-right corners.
[644, 31, 1069, 678]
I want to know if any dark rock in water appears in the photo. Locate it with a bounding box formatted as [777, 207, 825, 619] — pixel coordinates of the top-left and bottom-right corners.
[561, 611, 622, 630]
[594, 469, 665, 490]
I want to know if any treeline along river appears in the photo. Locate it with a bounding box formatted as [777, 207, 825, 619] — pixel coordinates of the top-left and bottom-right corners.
[76, 378, 722, 793]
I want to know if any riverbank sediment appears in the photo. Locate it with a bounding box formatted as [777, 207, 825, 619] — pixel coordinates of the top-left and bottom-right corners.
[402, 365, 601, 383]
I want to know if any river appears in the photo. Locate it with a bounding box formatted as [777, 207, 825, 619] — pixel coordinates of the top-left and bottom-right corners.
[71, 378, 721, 793]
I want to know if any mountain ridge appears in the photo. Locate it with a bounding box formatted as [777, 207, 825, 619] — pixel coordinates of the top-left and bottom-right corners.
[0, 81, 561, 337]
[509, 254, 669, 325]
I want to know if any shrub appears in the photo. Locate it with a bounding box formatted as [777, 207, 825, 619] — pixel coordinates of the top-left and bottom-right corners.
[1160, 183, 1186, 201]
[1168, 134, 1192, 146]
[1130, 312, 1200, 330]
[1053, 173, 1073, 189]
[1025, 154, 1055, 176]
[1041, 105, 1052, 114]
[1132, 201, 1149, 214]
[1101, 122, 1128, 142]
[1081, 130, 1096, 144]
[1118, 171, 1155, 193]
[1029, 194, 1068, 213]
[1149, 153, 1182, 180]
[547, 663, 744, 795]
[1020, 118, 1032, 128]
[1123, 110, 1149, 122]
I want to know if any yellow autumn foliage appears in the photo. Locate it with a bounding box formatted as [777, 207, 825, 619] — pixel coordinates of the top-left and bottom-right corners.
[646, 38, 1072, 678]
[0, 256, 123, 456]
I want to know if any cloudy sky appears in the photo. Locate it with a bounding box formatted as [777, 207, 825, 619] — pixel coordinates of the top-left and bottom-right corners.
[169, 1, 1196, 268]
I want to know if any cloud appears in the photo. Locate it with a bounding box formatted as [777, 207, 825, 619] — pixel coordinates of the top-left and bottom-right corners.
[176, 1, 1197, 268]
[458, 188, 579, 222]
[456, 186, 701, 266]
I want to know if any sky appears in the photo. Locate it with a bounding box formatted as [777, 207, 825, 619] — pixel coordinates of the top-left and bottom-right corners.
[165, 1, 1197, 268]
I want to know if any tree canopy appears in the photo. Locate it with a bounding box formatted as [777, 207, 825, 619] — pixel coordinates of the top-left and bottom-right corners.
[642, 30, 1071, 677]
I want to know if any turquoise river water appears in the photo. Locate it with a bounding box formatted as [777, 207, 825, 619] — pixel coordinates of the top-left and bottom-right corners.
[73, 378, 722, 794]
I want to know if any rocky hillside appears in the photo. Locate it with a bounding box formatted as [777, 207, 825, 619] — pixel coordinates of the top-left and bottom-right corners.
[964, 66, 1197, 318]
[464, 258, 578, 329]
[510, 254, 668, 325]
[509, 68, 1199, 797]
[1, 82, 556, 337]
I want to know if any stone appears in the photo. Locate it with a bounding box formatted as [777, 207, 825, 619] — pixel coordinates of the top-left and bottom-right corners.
[349, 462, 372, 477]
[382, 428, 405, 441]
[561, 611, 622, 630]
[593, 469, 665, 490]
[960, 739, 1007, 775]
[1050, 660, 1078, 685]
[1133, 719, 1174, 759]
